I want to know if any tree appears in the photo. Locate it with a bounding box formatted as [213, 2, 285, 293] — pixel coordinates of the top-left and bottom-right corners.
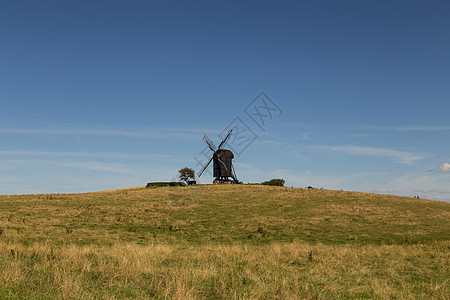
[178, 167, 195, 184]
[261, 178, 285, 186]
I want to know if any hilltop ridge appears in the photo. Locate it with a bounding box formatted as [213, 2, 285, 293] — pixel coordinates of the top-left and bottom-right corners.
[1, 185, 448, 246]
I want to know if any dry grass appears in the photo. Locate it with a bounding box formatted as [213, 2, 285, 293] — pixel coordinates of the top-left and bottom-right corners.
[1, 241, 448, 299]
[0, 185, 449, 298]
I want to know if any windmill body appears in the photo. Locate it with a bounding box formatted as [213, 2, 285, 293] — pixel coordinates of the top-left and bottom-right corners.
[213, 149, 234, 178]
[199, 130, 239, 183]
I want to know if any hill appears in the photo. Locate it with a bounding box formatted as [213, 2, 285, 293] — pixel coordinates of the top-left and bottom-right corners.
[1, 185, 448, 245]
[0, 185, 448, 298]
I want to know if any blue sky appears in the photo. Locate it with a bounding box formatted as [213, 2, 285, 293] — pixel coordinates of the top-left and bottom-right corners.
[1, 1, 449, 201]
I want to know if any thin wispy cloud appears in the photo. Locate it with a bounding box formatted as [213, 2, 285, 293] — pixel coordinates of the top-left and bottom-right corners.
[310, 145, 425, 165]
[0, 150, 189, 162]
[389, 173, 450, 201]
[351, 125, 450, 132]
[15, 111, 49, 118]
[368, 189, 394, 194]
[55, 162, 131, 173]
[287, 123, 450, 132]
[0, 126, 220, 139]
[392, 126, 450, 131]
[414, 189, 450, 194]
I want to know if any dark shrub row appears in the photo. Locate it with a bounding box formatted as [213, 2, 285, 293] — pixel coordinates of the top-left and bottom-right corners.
[260, 179, 285, 186]
[146, 182, 186, 188]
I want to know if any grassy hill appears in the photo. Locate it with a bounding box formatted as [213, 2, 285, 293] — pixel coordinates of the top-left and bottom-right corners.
[0, 185, 449, 298]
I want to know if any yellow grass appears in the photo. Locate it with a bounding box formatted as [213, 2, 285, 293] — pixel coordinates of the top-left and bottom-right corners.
[0, 185, 449, 298]
[0, 241, 448, 299]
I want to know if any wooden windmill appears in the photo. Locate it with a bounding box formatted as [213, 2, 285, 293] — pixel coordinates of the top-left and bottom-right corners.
[198, 129, 239, 183]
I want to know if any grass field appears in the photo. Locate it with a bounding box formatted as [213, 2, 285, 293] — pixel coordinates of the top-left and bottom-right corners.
[0, 185, 449, 299]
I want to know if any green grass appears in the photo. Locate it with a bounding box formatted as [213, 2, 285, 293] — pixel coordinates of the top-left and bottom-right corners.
[0, 185, 449, 298]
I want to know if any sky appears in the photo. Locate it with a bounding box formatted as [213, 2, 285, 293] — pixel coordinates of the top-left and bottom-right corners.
[1, 1, 449, 201]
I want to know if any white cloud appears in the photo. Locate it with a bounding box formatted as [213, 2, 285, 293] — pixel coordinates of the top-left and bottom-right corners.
[439, 162, 450, 172]
[310, 145, 424, 165]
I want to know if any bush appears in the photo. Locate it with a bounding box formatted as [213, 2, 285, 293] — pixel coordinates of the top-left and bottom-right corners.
[146, 182, 186, 188]
[260, 179, 285, 186]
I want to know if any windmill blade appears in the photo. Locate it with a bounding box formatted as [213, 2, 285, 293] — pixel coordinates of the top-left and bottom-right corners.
[198, 155, 214, 177]
[217, 157, 228, 171]
[231, 164, 239, 183]
[203, 136, 216, 152]
[218, 129, 233, 149]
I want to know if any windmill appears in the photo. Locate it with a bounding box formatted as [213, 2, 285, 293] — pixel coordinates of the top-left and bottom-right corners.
[198, 129, 239, 183]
